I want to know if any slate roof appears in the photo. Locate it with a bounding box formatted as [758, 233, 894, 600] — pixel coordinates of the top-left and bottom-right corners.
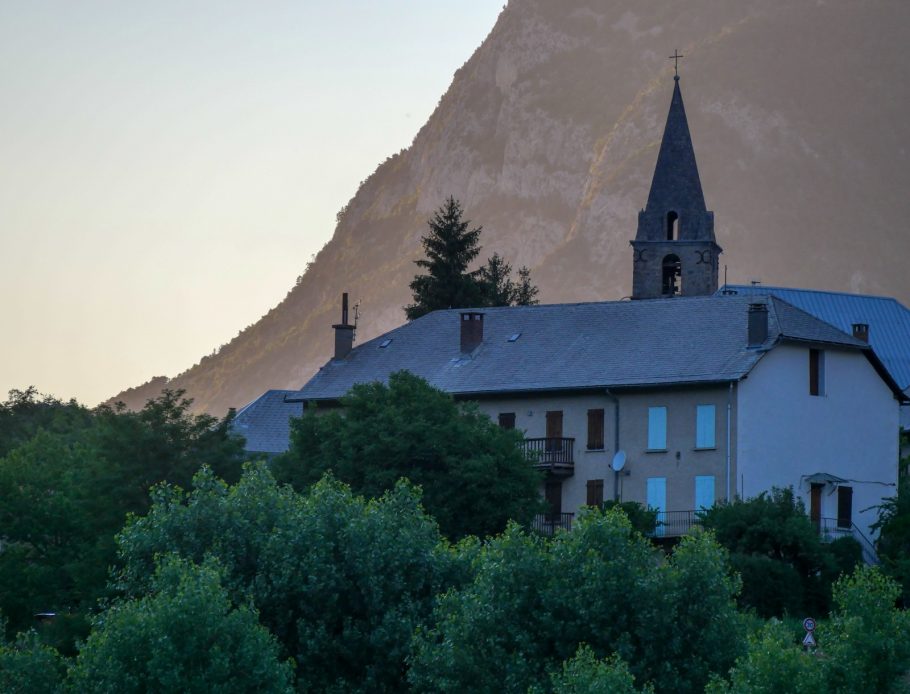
[720, 285, 910, 390]
[646, 76, 707, 215]
[294, 294, 890, 403]
[230, 390, 301, 454]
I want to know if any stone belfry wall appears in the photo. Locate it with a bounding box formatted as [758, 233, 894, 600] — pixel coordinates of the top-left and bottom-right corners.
[631, 75, 722, 299]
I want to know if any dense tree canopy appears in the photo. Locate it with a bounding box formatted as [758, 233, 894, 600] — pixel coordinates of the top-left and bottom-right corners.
[115, 465, 466, 693]
[405, 197, 539, 319]
[69, 556, 293, 693]
[274, 370, 543, 539]
[409, 510, 745, 694]
[699, 487, 861, 617]
[0, 388, 245, 648]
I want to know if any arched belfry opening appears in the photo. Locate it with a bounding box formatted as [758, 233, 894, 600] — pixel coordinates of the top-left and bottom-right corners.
[662, 254, 681, 296]
[666, 211, 678, 240]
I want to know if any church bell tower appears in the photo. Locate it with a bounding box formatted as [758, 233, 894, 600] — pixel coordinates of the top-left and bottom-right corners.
[631, 69, 721, 299]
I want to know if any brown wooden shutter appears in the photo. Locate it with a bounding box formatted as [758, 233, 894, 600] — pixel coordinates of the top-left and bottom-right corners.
[498, 412, 516, 429]
[587, 409, 605, 450]
[586, 479, 604, 507]
[837, 486, 853, 529]
[546, 411, 563, 452]
[809, 349, 820, 396]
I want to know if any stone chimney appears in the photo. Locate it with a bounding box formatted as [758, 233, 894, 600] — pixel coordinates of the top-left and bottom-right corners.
[748, 303, 768, 347]
[460, 312, 484, 353]
[332, 293, 355, 360]
[852, 323, 869, 343]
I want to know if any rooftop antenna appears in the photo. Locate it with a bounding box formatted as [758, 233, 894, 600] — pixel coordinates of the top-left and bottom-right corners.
[353, 300, 361, 338]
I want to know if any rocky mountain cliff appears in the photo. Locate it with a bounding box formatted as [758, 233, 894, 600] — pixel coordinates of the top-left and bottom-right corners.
[112, 0, 910, 415]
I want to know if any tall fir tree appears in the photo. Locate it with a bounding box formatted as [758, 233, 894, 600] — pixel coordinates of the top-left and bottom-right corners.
[405, 197, 484, 320]
[514, 266, 540, 306]
[406, 197, 541, 318]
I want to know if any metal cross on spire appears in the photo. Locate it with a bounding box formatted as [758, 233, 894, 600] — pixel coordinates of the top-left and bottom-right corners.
[669, 49, 684, 77]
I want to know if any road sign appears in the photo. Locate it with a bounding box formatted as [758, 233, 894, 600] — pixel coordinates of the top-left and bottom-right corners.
[802, 631, 817, 648]
[803, 617, 816, 632]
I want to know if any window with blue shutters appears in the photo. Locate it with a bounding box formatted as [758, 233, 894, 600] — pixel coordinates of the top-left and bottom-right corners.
[695, 476, 715, 510]
[695, 404, 716, 448]
[647, 406, 667, 450]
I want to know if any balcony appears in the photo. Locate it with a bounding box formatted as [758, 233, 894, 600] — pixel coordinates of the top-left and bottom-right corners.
[520, 437, 575, 477]
[531, 512, 574, 536]
[650, 510, 700, 538]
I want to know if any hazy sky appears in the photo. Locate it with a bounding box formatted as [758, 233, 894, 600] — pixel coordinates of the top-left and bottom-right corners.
[0, 1, 503, 406]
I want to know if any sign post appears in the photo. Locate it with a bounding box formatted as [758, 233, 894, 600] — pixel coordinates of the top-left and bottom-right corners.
[802, 617, 817, 650]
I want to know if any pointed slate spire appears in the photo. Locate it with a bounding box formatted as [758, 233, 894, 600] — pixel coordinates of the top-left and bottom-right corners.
[629, 75, 721, 300]
[645, 76, 707, 214]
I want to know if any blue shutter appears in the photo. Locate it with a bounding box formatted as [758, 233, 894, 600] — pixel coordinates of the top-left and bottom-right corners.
[647, 477, 667, 537]
[696, 405, 716, 448]
[695, 476, 715, 510]
[648, 407, 667, 450]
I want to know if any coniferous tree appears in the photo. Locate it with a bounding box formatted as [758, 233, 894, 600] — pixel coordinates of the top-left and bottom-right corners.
[405, 197, 484, 320]
[514, 266, 540, 306]
[406, 197, 542, 318]
[477, 253, 515, 306]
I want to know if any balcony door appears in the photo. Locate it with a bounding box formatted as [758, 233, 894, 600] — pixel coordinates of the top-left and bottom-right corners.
[546, 411, 563, 452]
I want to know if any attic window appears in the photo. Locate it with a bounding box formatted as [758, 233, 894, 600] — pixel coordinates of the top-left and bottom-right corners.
[378, 339, 392, 349]
[507, 333, 521, 342]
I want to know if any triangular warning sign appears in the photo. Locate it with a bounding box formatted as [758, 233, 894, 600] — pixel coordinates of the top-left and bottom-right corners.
[802, 631, 817, 647]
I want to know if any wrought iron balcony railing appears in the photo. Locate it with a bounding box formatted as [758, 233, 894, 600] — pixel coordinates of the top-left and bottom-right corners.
[520, 437, 575, 475]
[531, 512, 574, 536]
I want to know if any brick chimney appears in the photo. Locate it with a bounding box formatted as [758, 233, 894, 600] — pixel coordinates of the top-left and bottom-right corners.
[460, 312, 484, 353]
[332, 293, 355, 360]
[747, 302, 768, 347]
[852, 323, 869, 343]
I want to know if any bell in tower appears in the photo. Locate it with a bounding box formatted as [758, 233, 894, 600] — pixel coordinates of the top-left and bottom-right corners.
[631, 61, 722, 300]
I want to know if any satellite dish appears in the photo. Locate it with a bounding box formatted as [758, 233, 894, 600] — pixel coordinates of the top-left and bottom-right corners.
[611, 450, 627, 472]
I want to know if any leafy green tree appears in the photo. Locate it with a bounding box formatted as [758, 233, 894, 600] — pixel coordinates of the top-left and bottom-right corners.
[600, 500, 658, 536]
[408, 508, 744, 694]
[704, 621, 824, 694]
[820, 566, 910, 692]
[872, 485, 910, 601]
[0, 387, 91, 458]
[68, 556, 293, 693]
[0, 390, 246, 647]
[275, 371, 542, 539]
[0, 624, 66, 694]
[406, 196, 485, 319]
[115, 464, 464, 693]
[698, 487, 859, 616]
[708, 567, 910, 694]
[549, 646, 652, 694]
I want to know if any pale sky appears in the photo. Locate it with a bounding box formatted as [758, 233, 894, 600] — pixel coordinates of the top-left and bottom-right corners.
[0, 1, 503, 406]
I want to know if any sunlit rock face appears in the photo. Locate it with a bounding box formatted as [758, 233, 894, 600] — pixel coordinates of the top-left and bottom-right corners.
[112, 0, 910, 415]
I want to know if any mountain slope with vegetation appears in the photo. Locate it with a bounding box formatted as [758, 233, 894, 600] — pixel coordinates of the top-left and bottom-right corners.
[111, 0, 910, 414]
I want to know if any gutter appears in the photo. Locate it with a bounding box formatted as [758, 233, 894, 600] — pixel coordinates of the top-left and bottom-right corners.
[604, 389, 621, 502]
[726, 381, 733, 502]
